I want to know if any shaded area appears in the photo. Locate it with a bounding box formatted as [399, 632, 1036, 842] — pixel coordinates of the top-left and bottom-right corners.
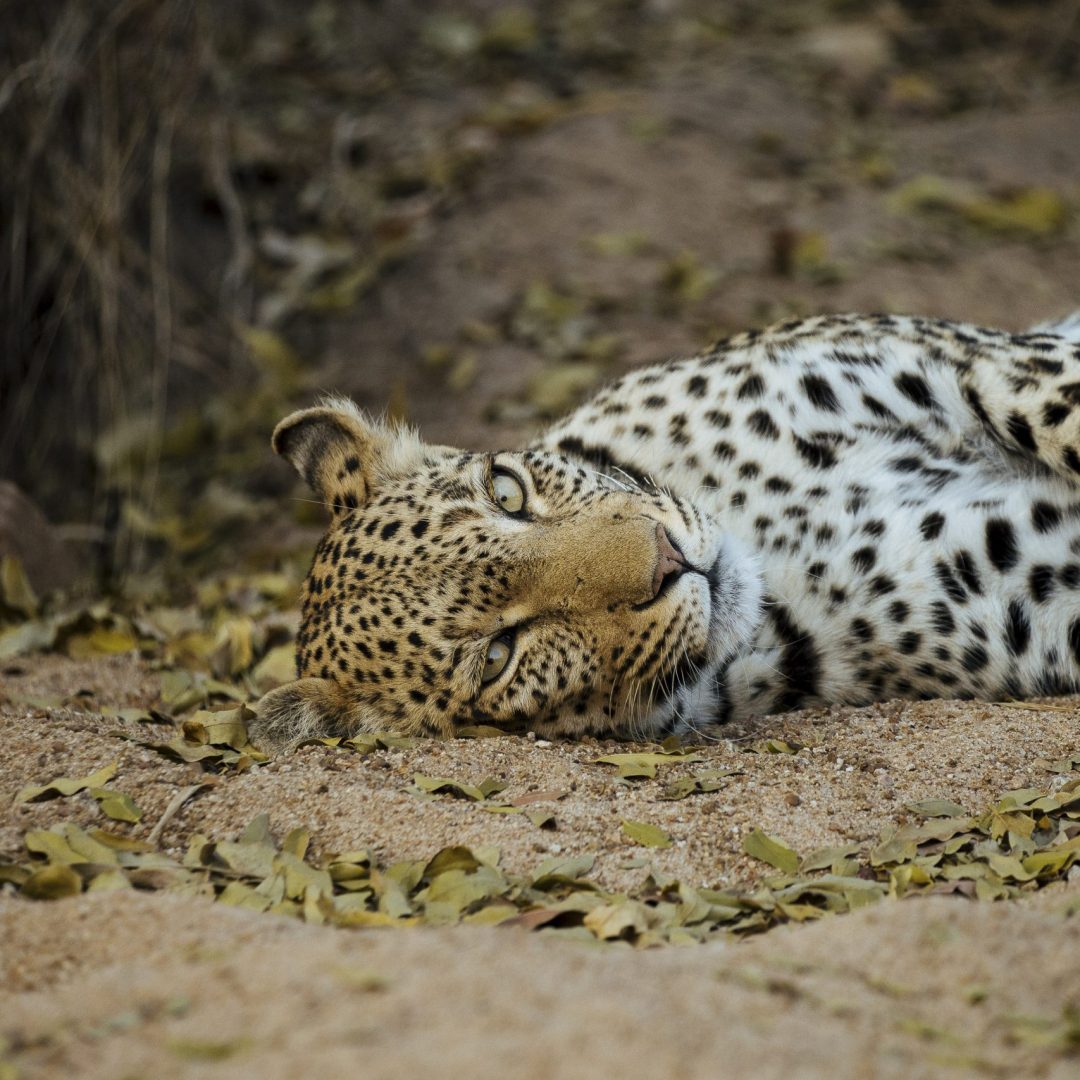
[2, 0, 1079, 588]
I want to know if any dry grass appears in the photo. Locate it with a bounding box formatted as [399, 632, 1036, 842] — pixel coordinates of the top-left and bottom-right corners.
[0, 0, 234, 575]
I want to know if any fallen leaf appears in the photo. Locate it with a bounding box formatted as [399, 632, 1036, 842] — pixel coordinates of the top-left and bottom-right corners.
[0, 555, 38, 617]
[423, 847, 482, 878]
[595, 751, 704, 779]
[752, 739, 802, 755]
[510, 789, 568, 806]
[412, 773, 506, 802]
[16, 762, 119, 803]
[659, 770, 735, 800]
[65, 626, 138, 659]
[584, 901, 649, 940]
[167, 1038, 248, 1062]
[181, 705, 256, 749]
[906, 798, 968, 818]
[90, 787, 142, 823]
[526, 809, 557, 830]
[21, 864, 83, 900]
[743, 829, 799, 874]
[251, 644, 297, 690]
[622, 820, 672, 848]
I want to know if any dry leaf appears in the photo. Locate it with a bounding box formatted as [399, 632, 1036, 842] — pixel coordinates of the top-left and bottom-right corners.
[621, 820, 672, 848]
[90, 787, 142, 823]
[16, 762, 119, 803]
[743, 829, 799, 874]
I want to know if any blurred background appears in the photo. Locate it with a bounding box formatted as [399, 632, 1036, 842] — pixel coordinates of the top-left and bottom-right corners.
[3, 0, 1080, 600]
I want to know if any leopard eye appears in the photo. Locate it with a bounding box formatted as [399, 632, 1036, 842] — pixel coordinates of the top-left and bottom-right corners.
[482, 632, 515, 683]
[491, 470, 525, 515]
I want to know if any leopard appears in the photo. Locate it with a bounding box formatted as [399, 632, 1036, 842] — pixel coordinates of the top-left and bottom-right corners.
[252, 310, 1080, 749]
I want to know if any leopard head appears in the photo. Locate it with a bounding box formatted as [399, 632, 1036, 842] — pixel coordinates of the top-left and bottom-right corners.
[253, 398, 762, 747]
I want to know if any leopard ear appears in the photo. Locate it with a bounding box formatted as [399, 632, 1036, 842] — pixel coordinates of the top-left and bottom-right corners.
[272, 400, 381, 515]
[273, 398, 431, 514]
[249, 677, 374, 750]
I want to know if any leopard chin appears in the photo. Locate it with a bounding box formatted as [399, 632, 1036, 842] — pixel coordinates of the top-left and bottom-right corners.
[703, 533, 765, 669]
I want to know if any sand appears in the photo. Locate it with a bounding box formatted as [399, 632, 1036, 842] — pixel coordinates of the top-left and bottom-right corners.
[2, 653, 1080, 1078]
[2, 879, 1079, 1080]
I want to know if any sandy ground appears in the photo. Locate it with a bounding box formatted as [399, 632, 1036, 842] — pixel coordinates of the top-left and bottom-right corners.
[3, 655, 1080, 892]
[327, 86, 1080, 455]
[3, 887, 1080, 1080]
[2, 654, 1080, 1078]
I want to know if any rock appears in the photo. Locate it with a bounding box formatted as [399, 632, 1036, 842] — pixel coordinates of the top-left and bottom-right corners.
[0, 481, 77, 595]
[798, 24, 892, 86]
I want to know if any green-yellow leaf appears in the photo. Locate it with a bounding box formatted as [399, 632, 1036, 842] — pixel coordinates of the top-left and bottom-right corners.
[870, 832, 918, 867]
[1, 555, 38, 616]
[478, 777, 509, 800]
[21, 863, 83, 900]
[526, 809, 557, 830]
[273, 851, 333, 901]
[595, 752, 703, 779]
[181, 705, 257, 750]
[16, 762, 118, 803]
[659, 770, 735, 801]
[251, 644, 297, 691]
[621, 820, 673, 848]
[584, 901, 649, 940]
[531, 854, 594, 887]
[0, 617, 60, 661]
[456, 725, 508, 739]
[800, 844, 861, 873]
[340, 732, 418, 754]
[743, 829, 799, 874]
[906, 798, 968, 818]
[167, 1038, 248, 1062]
[218, 881, 274, 911]
[423, 847, 482, 878]
[753, 739, 801, 755]
[86, 869, 132, 893]
[65, 626, 138, 659]
[158, 669, 207, 713]
[412, 773, 498, 801]
[90, 787, 142, 823]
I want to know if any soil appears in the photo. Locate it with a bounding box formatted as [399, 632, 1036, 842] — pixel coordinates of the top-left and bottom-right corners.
[2, 887, 1079, 1080]
[2, 658, 1080, 1078]
[3, 656, 1080, 894]
[325, 82, 1080, 453]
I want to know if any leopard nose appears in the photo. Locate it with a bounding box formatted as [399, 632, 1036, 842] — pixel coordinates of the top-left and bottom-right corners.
[652, 522, 689, 598]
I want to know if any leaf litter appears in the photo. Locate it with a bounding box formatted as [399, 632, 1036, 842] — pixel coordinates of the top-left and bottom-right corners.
[5, 747, 1080, 946]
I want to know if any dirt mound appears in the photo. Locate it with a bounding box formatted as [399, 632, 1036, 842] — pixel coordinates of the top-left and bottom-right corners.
[3, 881, 1079, 1079]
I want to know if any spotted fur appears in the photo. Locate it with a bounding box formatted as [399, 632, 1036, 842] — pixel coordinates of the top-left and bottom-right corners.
[253, 312, 1080, 747]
